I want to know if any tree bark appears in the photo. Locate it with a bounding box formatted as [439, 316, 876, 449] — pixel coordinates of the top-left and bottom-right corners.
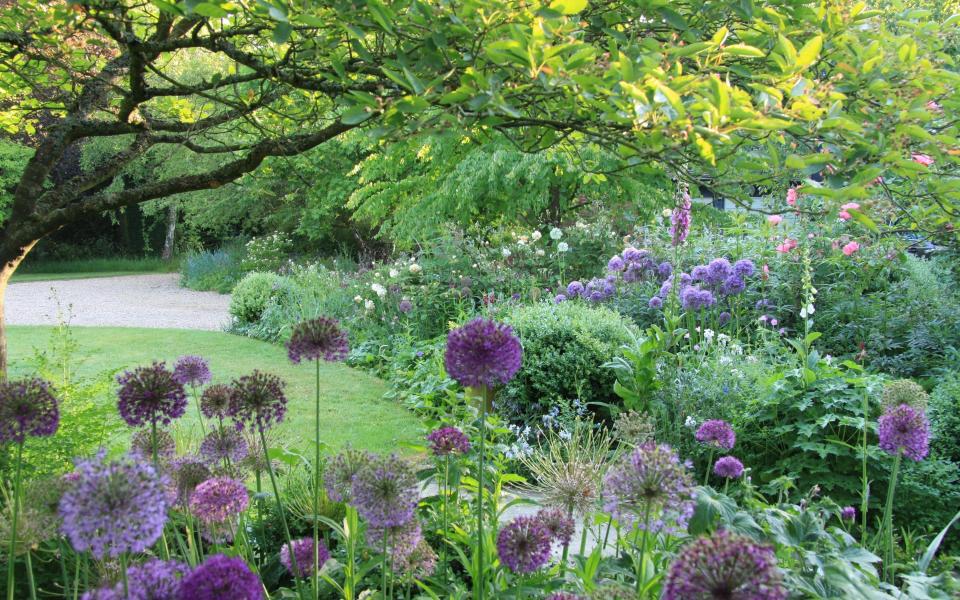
[0, 240, 37, 379]
[161, 203, 178, 261]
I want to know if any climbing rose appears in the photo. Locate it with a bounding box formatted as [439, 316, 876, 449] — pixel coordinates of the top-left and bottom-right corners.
[912, 153, 934, 166]
[842, 241, 860, 256]
[767, 215, 783, 225]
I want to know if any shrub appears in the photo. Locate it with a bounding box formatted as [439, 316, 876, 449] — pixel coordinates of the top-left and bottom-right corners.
[930, 372, 960, 463]
[500, 301, 635, 424]
[229, 272, 284, 324]
[181, 246, 244, 293]
[241, 233, 293, 272]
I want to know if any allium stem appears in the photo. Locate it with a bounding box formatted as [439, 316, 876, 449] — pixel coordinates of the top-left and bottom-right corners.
[474, 385, 489, 600]
[313, 359, 321, 600]
[259, 427, 303, 599]
[24, 550, 36, 600]
[441, 455, 450, 584]
[703, 449, 715, 487]
[381, 529, 388, 598]
[193, 384, 206, 437]
[5, 439, 23, 600]
[882, 453, 902, 584]
[120, 553, 129, 597]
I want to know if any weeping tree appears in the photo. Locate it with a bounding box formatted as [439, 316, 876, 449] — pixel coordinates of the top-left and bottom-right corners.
[1, 0, 957, 374]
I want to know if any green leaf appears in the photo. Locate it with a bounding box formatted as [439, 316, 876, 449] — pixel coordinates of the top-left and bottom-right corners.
[191, 3, 228, 17]
[340, 106, 374, 125]
[151, 0, 184, 14]
[796, 35, 822, 69]
[272, 22, 292, 44]
[723, 44, 765, 58]
[549, 0, 588, 15]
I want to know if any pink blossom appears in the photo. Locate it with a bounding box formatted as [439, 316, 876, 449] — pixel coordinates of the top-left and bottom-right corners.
[770, 318, 779, 326]
[762, 264, 770, 279]
[841, 202, 860, 211]
[842, 241, 860, 256]
[807, 233, 815, 239]
[927, 100, 942, 113]
[775, 238, 798, 253]
[786, 187, 799, 206]
[912, 153, 934, 166]
[838, 211, 851, 221]
[767, 215, 783, 226]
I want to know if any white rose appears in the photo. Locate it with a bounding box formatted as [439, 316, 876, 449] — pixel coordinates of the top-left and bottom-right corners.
[531, 230, 542, 241]
[549, 227, 562, 240]
[557, 242, 569, 253]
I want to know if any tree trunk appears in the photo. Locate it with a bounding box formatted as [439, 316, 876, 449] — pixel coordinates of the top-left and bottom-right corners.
[161, 203, 178, 261]
[0, 240, 37, 379]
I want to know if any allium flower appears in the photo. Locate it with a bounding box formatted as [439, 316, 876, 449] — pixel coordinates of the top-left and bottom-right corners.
[554, 294, 567, 304]
[228, 371, 287, 432]
[881, 379, 929, 410]
[878, 403, 930, 461]
[566, 281, 585, 297]
[59, 452, 167, 559]
[602, 443, 696, 533]
[657, 261, 673, 279]
[497, 515, 552, 574]
[536, 507, 575, 546]
[398, 299, 413, 314]
[444, 318, 523, 389]
[367, 518, 423, 562]
[168, 456, 212, 507]
[131, 428, 176, 460]
[841, 506, 857, 521]
[550, 227, 563, 240]
[189, 477, 249, 524]
[664, 530, 786, 600]
[557, 242, 569, 253]
[695, 420, 736, 450]
[199, 428, 249, 465]
[691, 265, 708, 281]
[286, 317, 349, 363]
[733, 259, 755, 278]
[718, 311, 732, 326]
[607, 256, 626, 272]
[177, 554, 264, 600]
[0, 377, 59, 443]
[127, 558, 188, 599]
[351, 453, 418, 527]
[706, 258, 733, 285]
[408, 263, 422, 274]
[547, 594, 585, 600]
[622, 247, 643, 262]
[427, 426, 471, 456]
[713, 456, 744, 479]
[721, 276, 746, 295]
[325, 448, 372, 503]
[670, 191, 692, 246]
[280, 537, 329, 577]
[172, 356, 212, 387]
[394, 539, 437, 579]
[199, 384, 233, 419]
[681, 287, 716, 311]
[648, 296, 663, 309]
[116, 362, 187, 428]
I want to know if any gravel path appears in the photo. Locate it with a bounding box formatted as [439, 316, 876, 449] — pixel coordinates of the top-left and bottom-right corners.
[7, 273, 231, 330]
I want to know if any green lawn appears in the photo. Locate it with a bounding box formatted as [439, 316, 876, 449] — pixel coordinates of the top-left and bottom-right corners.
[7, 326, 421, 454]
[12, 257, 175, 282]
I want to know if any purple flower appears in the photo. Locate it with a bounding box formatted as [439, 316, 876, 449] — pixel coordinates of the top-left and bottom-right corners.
[116, 363, 187, 428]
[603, 443, 696, 534]
[663, 530, 786, 600]
[172, 356, 212, 387]
[324, 448, 372, 503]
[444, 318, 523, 389]
[496, 515, 552, 574]
[713, 456, 744, 479]
[394, 539, 438, 579]
[657, 261, 673, 279]
[199, 428, 249, 466]
[367, 518, 423, 562]
[131, 428, 176, 461]
[584, 278, 615, 302]
[0, 377, 59, 443]
[168, 456, 212, 507]
[189, 477, 249, 524]
[280, 537, 329, 578]
[648, 296, 663, 309]
[59, 452, 168, 559]
[691, 265, 708, 281]
[350, 453, 418, 527]
[718, 311, 732, 326]
[696, 420, 736, 450]
[398, 299, 413, 314]
[546, 594, 584, 600]
[705, 258, 733, 285]
[81, 558, 188, 600]
[536, 507, 575, 546]
[878, 403, 930, 461]
[681, 286, 716, 311]
[607, 256, 626, 272]
[670, 192, 692, 246]
[553, 294, 567, 304]
[427, 426, 471, 456]
[733, 259, 755, 278]
[286, 317, 349, 363]
[566, 281, 585, 297]
[228, 371, 287, 432]
[199, 384, 233, 420]
[841, 506, 857, 521]
[721, 275, 746, 295]
[176, 554, 264, 600]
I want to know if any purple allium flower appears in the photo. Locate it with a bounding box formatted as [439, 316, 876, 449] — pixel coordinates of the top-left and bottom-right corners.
[718, 311, 732, 326]
[199, 384, 233, 420]
[841, 506, 857, 521]
[681, 286, 715, 311]
[168, 456, 212, 507]
[584, 278, 615, 302]
[878, 403, 930, 461]
[280, 537, 329, 577]
[733, 259, 755, 278]
[695, 420, 736, 450]
[199, 428, 249, 466]
[228, 371, 287, 432]
[623, 261, 646, 283]
[536, 507, 575, 546]
[176, 554, 264, 600]
[721, 275, 746, 295]
[657, 261, 673, 279]
[706, 258, 733, 285]
[189, 477, 249, 524]
[648, 296, 663, 309]
[325, 448, 372, 503]
[351, 453, 418, 528]
[603, 443, 696, 534]
[127, 558, 189, 600]
[444, 318, 522, 389]
[394, 539, 437, 579]
[546, 594, 584, 600]
[398, 299, 413, 314]
[670, 192, 692, 246]
[367, 518, 423, 563]
[172, 356, 212, 387]
[691, 265, 708, 281]
[59, 452, 167, 559]
[131, 428, 176, 461]
[663, 530, 786, 600]
[497, 515, 552, 574]
[566, 281, 585, 297]
[286, 317, 349, 364]
[427, 426, 471, 456]
[116, 362, 187, 428]
[554, 294, 567, 304]
[0, 378, 59, 443]
[713, 456, 744, 479]
[607, 256, 626, 272]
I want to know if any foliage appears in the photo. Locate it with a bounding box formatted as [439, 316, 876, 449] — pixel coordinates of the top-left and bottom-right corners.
[929, 373, 960, 463]
[241, 233, 294, 273]
[229, 272, 285, 324]
[0, 139, 32, 227]
[180, 246, 244, 293]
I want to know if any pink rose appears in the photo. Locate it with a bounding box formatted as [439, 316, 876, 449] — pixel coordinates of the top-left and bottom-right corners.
[912, 153, 934, 166]
[841, 202, 860, 211]
[776, 238, 798, 253]
[838, 210, 851, 221]
[767, 215, 783, 225]
[842, 241, 860, 256]
[786, 187, 799, 206]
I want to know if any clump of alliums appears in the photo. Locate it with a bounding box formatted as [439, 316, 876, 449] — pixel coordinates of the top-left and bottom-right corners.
[177, 554, 264, 600]
[695, 419, 736, 450]
[280, 537, 329, 578]
[878, 403, 930, 461]
[200, 384, 233, 419]
[0, 377, 59, 443]
[496, 515, 552, 574]
[172, 355, 212, 387]
[427, 426, 471, 456]
[444, 318, 523, 389]
[116, 362, 187, 428]
[286, 317, 350, 363]
[228, 371, 287, 432]
[603, 443, 696, 534]
[663, 530, 787, 600]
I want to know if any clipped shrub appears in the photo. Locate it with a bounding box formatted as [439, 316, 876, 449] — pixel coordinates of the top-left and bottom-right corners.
[501, 301, 635, 424]
[930, 372, 960, 463]
[229, 272, 284, 324]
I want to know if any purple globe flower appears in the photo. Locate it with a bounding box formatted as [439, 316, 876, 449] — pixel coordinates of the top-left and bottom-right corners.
[546, 594, 584, 600]
[324, 448, 372, 503]
[189, 477, 249, 525]
[603, 443, 696, 534]
[713, 456, 744, 479]
[131, 428, 176, 461]
[721, 275, 746, 295]
[718, 311, 732, 326]
[350, 453, 418, 527]
[648, 296, 663, 309]
[394, 539, 438, 579]
[0, 377, 59, 443]
[696, 420, 736, 450]
[59, 452, 168, 559]
[228, 371, 287, 432]
[733, 258, 755, 278]
[286, 317, 349, 364]
[663, 530, 786, 600]
[81, 558, 188, 600]
[367, 518, 423, 562]
[691, 265, 708, 281]
[168, 456, 212, 507]
[172, 356, 212, 387]
[681, 286, 716, 311]
[199, 384, 233, 420]
[199, 428, 249, 466]
[536, 507, 575, 546]
[176, 554, 264, 600]
[280, 537, 330, 578]
[841, 506, 857, 521]
[427, 426, 471, 456]
[116, 362, 187, 428]
[878, 403, 930, 461]
[657, 261, 673, 279]
[553, 294, 567, 304]
[496, 515, 552, 574]
[623, 261, 646, 283]
[705, 258, 733, 285]
[566, 281, 585, 297]
[622, 247, 643, 262]
[607, 256, 626, 272]
[444, 318, 523, 389]
[398, 299, 413, 314]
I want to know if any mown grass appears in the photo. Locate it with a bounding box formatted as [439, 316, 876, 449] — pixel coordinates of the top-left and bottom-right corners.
[7, 325, 421, 454]
[12, 257, 175, 282]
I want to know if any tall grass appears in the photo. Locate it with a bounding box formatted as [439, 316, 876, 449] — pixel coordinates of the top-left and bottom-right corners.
[180, 245, 244, 293]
